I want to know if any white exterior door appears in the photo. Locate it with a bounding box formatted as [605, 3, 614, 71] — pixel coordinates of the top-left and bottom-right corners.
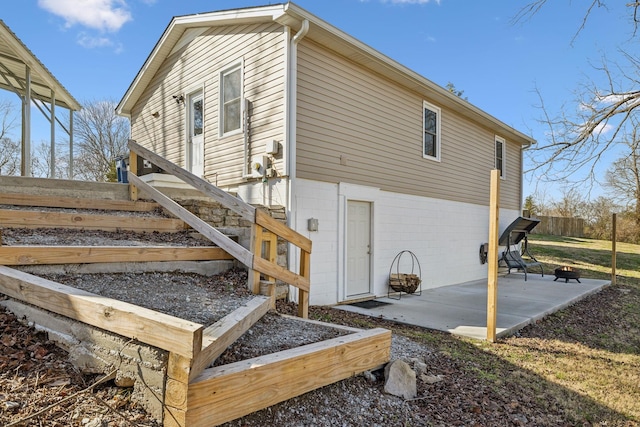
[188, 91, 204, 176]
[346, 200, 371, 297]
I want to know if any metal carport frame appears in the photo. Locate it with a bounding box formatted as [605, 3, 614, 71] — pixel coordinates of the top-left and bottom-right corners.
[0, 19, 81, 178]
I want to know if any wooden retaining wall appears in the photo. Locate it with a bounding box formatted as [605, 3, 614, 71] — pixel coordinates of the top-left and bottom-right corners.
[0, 181, 392, 426]
[0, 266, 391, 426]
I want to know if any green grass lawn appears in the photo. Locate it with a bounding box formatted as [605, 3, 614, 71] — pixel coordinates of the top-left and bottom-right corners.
[529, 234, 640, 281]
[315, 234, 640, 425]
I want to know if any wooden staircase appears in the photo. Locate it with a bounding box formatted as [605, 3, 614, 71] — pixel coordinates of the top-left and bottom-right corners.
[0, 143, 392, 427]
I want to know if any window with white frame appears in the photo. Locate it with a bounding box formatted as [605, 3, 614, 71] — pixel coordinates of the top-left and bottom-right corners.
[495, 136, 505, 178]
[220, 63, 242, 136]
[423, 101, 441, 161]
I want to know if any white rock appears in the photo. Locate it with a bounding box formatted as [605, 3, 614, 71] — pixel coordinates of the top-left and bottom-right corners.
[383, 359, 417, 399]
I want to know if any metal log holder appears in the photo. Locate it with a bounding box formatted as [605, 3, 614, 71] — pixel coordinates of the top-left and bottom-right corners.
[388, 250, 422, 300]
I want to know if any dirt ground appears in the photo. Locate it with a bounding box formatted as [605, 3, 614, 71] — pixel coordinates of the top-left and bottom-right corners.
[1, 206, 636, 426]
[3, 280, 634, 426]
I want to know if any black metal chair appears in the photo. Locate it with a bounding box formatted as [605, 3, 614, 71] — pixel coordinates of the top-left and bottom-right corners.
[499, 217, 544, 281]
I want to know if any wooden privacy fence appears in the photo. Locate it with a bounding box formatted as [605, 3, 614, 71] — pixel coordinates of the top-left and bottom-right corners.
[530, 215, 585, 238]
[127, 140, 311, 318]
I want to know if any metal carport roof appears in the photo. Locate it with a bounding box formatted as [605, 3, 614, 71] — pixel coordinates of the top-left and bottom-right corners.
[0, 19, 81, 177]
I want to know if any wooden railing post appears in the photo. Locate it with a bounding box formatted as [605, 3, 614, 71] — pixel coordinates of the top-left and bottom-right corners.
[129, 148, 138, 201]
[264, 231, 277, 308]
[249, 224, 263, 295]
[249, 226, 278, 309]
[486, 169, 500, 343]
[298, 249, 310, 319]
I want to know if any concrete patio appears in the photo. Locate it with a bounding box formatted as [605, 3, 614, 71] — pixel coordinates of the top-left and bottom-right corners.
[336, 273, 611, 340]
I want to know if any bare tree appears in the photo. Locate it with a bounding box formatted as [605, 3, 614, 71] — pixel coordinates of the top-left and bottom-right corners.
[0, 99, 20, 175]
[583, 196, 620, 240]
[31, 141, 69, 179]
[605, 122, 640, 224]
[512, 1, 629, 42]
[516, 2, 640, 189]
[549, 187, 587, 218]
[73, 99, 129, 182]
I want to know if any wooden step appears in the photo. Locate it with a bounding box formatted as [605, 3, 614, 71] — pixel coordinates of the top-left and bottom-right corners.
[0, 192, 158, 212]
[0, 209, 186, 232]
[0, 246, 232, 265]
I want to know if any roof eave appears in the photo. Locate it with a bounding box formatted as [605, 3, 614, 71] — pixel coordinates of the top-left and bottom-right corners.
[280, 3, 536, 146]
[117, 2, 536, 146]
[116, 4, 287, 116]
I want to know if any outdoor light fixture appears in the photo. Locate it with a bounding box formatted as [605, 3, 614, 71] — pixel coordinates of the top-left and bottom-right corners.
[151, 111, 160, 118]
[173, 95, 184, 105]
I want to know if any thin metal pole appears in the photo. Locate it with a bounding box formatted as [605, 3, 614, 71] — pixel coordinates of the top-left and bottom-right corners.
[21, 65, 31, 176]
[50, 90, 55, 178]
[69, 109, 74, 179]
[612, 213, 617, 285]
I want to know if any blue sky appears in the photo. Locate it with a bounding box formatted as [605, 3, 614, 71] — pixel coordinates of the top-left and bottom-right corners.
[0, 0, 633, 200]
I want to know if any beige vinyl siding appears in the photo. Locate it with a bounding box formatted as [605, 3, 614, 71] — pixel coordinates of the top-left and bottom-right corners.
[296, 40, 522, 209]
[130, 22, 286, 188]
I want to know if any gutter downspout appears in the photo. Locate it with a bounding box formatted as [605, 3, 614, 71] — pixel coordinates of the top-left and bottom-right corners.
[285, 19, 309, 302]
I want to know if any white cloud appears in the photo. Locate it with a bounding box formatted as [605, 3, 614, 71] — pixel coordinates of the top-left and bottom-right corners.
[593, 122, 613, 135]
[76, 32, 112, 48]
[38, 0, 132, 32]
[76, 32, 124, 53]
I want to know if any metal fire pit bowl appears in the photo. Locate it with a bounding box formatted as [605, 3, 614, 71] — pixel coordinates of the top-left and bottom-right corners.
[554, 266, 581, 283]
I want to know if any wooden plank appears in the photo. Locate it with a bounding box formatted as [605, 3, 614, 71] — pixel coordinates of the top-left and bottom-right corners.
[248, 224, 263, 294]
[298, 249, 310, 319]
[128, 173, 254, 267]
[164, 407, 187, 427]
[128, 140, 255, 221]
[129, 150, 138, 201]
[255, 209, 312, 253]
[164, 354, 191, 426]
[0, 246, 233, 265]
[0, 209, 185, 232]
[0, 192, 158, 212]
[612, 213, 617, 285]
[486, 169, 500, 343]
[253, 256, 310, 292]
[186, 328, 392, 426]
[189, 296, 271, 382]
[0, 266, 203, 357]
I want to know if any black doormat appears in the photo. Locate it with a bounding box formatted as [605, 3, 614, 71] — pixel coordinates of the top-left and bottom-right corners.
[348, 300, 391, 309]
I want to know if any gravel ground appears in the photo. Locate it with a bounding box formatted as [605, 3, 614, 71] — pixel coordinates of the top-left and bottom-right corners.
[2, 227, 212, 247]
[38, 269, 254, 325]
[0, 204, 168, 218]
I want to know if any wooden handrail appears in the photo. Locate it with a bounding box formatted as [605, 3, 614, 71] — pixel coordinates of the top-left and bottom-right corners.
[127, 141, 312, 317]
[128, 173, 254, 267]
[128, 140, 255, 221]
[255, 209, 311, 253]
